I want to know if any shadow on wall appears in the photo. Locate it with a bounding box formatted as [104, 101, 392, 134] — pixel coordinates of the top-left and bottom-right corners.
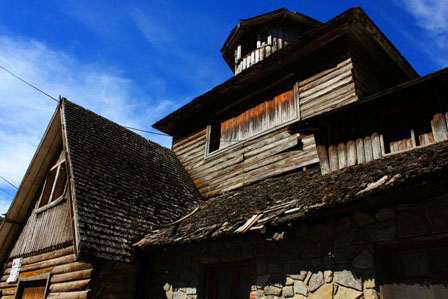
[139, 193, 448, 298]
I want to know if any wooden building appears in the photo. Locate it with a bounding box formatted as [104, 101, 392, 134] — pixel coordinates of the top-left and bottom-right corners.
[2, 6, 448, 299]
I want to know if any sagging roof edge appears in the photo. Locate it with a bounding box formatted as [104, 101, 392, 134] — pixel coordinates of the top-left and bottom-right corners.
[153, 6, 418, 136]
[0, 102, 63, 262]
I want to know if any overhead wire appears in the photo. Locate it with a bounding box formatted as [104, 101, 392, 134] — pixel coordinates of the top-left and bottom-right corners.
[0, 187, 15, 198]
[0, 63, 316, 144]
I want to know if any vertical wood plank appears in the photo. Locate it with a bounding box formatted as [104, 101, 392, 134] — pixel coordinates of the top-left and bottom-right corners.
[380, 134, 386, 156]
[431, 113, 448, 142]
[237, 45, 241, 60]
[317, 145, 330, 175]
[347, 140, 357, 166]
[371, 133, 382, 160]
[294, 82, 301, 120]
[356, 138, 365, 164]
[328, 145, 339, 172]
[364, 136, 373, 162]
[410, 129, 417, 147]
[337, 143, 347, 169]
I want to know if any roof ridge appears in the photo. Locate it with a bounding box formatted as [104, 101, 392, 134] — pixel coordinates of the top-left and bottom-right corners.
[60, 98, 172, 153]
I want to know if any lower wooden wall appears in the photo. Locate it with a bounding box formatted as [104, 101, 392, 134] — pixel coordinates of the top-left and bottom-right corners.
[317, 112, 448, 174]
[0, 246, 92, 299]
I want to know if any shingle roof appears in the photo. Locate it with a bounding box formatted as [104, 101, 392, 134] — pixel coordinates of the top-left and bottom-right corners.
[62, 100, 202, 263]
[137, 140, 448, 247]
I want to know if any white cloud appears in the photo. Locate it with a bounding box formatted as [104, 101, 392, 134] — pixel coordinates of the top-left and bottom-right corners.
[131, 8, 174, 48]
[0, 35, 175, 214]
[395, 0, 448, 66]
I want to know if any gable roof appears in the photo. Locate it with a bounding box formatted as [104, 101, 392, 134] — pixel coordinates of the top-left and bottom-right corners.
[0, 107, 63, 262]
[136, 140, 448, 247]
[61, 100, 202, 263]
[0, 100, 202, 264]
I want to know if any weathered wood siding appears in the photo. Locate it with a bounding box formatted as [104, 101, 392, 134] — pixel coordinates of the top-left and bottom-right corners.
[8, 193, 72, 258]
[299, 57, 357, 119]
[317, 112, 448, 175]
[174, 127, 318, 198]
[220, 89, 296, 149]
[0, 246, 92, 299]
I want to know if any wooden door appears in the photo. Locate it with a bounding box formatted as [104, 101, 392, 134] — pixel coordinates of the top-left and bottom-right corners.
[17, 280, 46, 299]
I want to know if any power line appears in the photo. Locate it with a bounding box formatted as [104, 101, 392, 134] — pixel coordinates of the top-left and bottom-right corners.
[0, 187, 15, 198]
[0, 64, 316, 143]
[0, 64, 59, 103]
[0, 175, 18, 189]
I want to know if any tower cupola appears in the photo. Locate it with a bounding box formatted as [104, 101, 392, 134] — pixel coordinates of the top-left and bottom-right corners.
[221, 8, 322, 75]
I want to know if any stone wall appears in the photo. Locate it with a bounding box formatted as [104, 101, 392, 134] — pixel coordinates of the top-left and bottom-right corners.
[139, 194, 448, 299]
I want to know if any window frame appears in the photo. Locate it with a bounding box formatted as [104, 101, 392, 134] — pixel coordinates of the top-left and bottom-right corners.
[15, 273, 51, 299]
[35, 151, 68, 214]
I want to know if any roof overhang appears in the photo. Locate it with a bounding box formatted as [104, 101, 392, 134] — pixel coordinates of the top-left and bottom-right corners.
[221, 8, 322, 70]
[153, 7, 418, 136]
[0, 104, 63, 262]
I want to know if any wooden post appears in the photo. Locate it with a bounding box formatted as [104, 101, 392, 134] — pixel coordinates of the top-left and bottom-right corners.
[364, 136, 373, 162]
[347, 140, 357, 166]
[328, 145, 339, 172]
[356, 138, 365, 164]
[371, 133, 382, 160]
[236, 45, 242, 61]
[380, 134, 386, 156]
[317, 145, 330, 175]
[337, 143, 347, 169]
[431, 113, 448, 142]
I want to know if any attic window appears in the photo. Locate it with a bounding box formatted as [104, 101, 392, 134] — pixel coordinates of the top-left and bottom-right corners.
[207, 88, 297, 155]
[37, 151, 68, 209]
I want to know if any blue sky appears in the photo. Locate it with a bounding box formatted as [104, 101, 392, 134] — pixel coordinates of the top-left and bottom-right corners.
[0, 0, 447, 214]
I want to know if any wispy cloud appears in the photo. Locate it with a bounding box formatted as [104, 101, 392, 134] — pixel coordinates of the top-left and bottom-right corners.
[0, 34, 176, 214]
[395, 0, 448, 66]
[131, 8, 174, 48]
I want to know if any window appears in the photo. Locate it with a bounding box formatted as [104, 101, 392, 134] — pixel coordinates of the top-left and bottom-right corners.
[207, 262, 254, 299]
[379, 240, 448, 298]
[37, 150, 68, 209]
[207, 87, 298, 155]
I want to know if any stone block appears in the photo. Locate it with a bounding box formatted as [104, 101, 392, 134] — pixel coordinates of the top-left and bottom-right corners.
[364, 288, 379, 299]
[336, 217, 352, 231]
[334, 269, 362, 291]
[367, 220, 396, 242]
[310, 224, 334, 242]
[352, 249, 373, 269]
[353, 211, 375, 226]
[302, 243, 320, 259]
[283, 286, 295, 297]
[307, 271, 324, 292]
[333, 245, 363, 264]
[163, 283, 172, 291]
[293, 279, 308, 296]
[375, 207, 395, 221]
[264, 286, 282, 296]
[334, 229, 357, 248]
[268, 274, 285, 288]
[425, 204, 448, 234]
[324, 270, 333, 283]
[185, 287, 196, 295]
[397, 209, 430, 238]
[173, 291, 187, 299]
[334, 286, 363, 299]
[308, 283, 333, 299]
[289, 270, 308, 281]
[257, 274, 270, 288]
[285, 277, 294, 286]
